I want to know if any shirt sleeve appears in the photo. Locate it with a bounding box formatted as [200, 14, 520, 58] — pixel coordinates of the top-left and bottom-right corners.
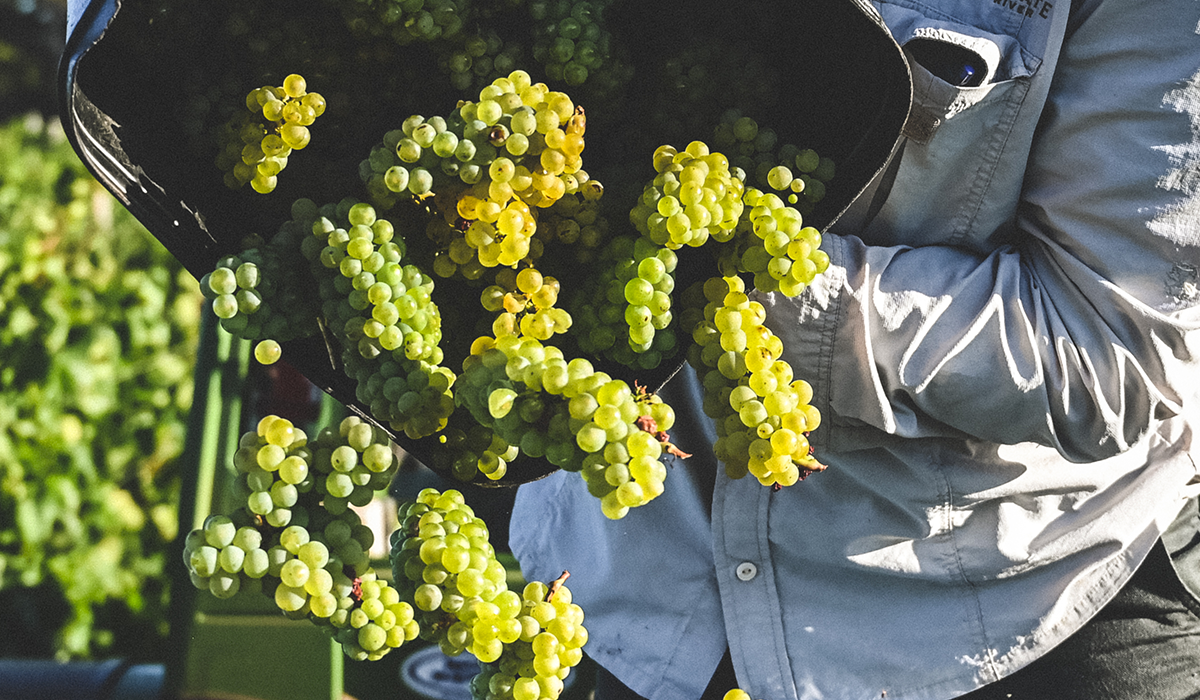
[763, 0, 1200, 464]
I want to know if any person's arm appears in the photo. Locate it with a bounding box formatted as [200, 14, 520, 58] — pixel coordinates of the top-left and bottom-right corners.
[766, 0, 1200, 464]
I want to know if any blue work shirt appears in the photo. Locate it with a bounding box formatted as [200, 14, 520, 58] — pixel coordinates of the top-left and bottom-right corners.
[512, 0, 1200, 697]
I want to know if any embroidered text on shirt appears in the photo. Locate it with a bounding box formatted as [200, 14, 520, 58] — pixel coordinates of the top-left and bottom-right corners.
[993, 0, 1053, 19]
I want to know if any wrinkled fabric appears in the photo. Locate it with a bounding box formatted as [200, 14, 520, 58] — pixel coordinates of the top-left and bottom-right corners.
[956, 541, 1200, 700]
[511, 1, 1200, 698]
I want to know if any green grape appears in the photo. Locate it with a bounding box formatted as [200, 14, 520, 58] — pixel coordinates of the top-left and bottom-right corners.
[209, 267, 238, 295]
[255, 339, 282, 365]
[189, 546, 220, 578]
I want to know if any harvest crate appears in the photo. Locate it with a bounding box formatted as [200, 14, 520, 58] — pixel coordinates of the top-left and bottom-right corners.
[59, 0, 910, 484]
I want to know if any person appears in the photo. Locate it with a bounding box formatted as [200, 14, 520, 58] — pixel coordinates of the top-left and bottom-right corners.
[510, 0, 1200, 698]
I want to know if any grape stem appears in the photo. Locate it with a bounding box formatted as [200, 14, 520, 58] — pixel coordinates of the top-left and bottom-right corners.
[315, 316, 341, 371]
[770, 459, 829, 492]
[546, 571, 571, 602]
[634, 414, 692, 459]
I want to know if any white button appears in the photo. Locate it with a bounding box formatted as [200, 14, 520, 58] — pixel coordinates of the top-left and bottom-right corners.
[736, 562, 758, 581]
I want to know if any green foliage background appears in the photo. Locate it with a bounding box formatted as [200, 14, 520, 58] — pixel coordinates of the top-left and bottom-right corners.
[0, 113, 203, 660]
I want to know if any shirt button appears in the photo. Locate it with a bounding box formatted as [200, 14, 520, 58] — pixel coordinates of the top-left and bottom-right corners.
[736, 562, 758, 581]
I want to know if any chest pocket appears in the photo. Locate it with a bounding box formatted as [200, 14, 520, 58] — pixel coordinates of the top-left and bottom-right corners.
[836, 0, 1060, 252]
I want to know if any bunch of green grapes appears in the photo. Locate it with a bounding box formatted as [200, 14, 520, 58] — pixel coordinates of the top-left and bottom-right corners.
[390, 488, 512, 656]
[721, 189, 831, 296]
[611, 141, 744, 366]
[360, 72, 589, 271]
[480, 267, 572, 342]
[308, 414, 403, 513]
[457, 334, 672, 519]
[447, 172, 606, 281]
[441, 28, 525, 94]
[182, 514, 267, 601]
[214, 73, 326, 193]
[199, 197, 457, 438]
[390, 488, 588, 700]
[429, 417, 520, 483]
[198, 245, 319, 365]
[470, 579, 589, 700]
[360, 70, 586, 202]
[200, 257, 269, 332]
[291, 198, 458, 440]
[435, 178, 607, 284]
[304, 200, 441, 363]
[227, 415, 318, 530]
[182, 415, 418, 661]
[683, 277, 823, 487]
[571, 380, 672, 520]
[341, 0, 471, 45]
[712, 112, 835, 217]
[629, 142, 745, 250]
[566, 235, 679, 370]
[453, 335, 579, 469]
[528, 0, 617, 87]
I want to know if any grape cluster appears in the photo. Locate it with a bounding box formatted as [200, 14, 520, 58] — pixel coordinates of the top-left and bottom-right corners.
[470, 579, 588, 700]
[457, 335, 672, 519]
[342, 0, 471, 46]
[481, 267, 572, 342]
[183, 514, 265, 601]
[725, 189, 831, 296]
[567, 235, 678, 370]
[532, 183, 607, 262]
[454, 336, 577, 472]
[390, 488, 511, 655]
[712, 112, 835, 218]
[437, 178, 607, 282]
[201, 257, 269, 331]
[389, 488, 588, 700]
[439, 172, 607, 285]
[361, 72, 589, 264]
[292, 199, 458, 440]
[630, 142, 745, 250]
[684, 277, 823, 487]
[182, 415, 417, 661]
[528, 0, 617, 88]
[305, 201, 440, 363]
[442, 28, 525, 94]
[215, 74, 325, 193]
[572, 383, 673, 521]
[430, 417, 519, 483]
[308, 414, 403, 513]
[199, 247, 318, 365]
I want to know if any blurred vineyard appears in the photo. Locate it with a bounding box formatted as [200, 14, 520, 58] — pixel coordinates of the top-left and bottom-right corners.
[0, 0, 204, 661]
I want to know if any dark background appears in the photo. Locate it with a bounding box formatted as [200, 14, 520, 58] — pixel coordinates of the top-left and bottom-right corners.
[0, 0, 65, 121]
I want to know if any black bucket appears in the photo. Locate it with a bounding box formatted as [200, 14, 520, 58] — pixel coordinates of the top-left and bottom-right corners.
[58, 0, 910, 484]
